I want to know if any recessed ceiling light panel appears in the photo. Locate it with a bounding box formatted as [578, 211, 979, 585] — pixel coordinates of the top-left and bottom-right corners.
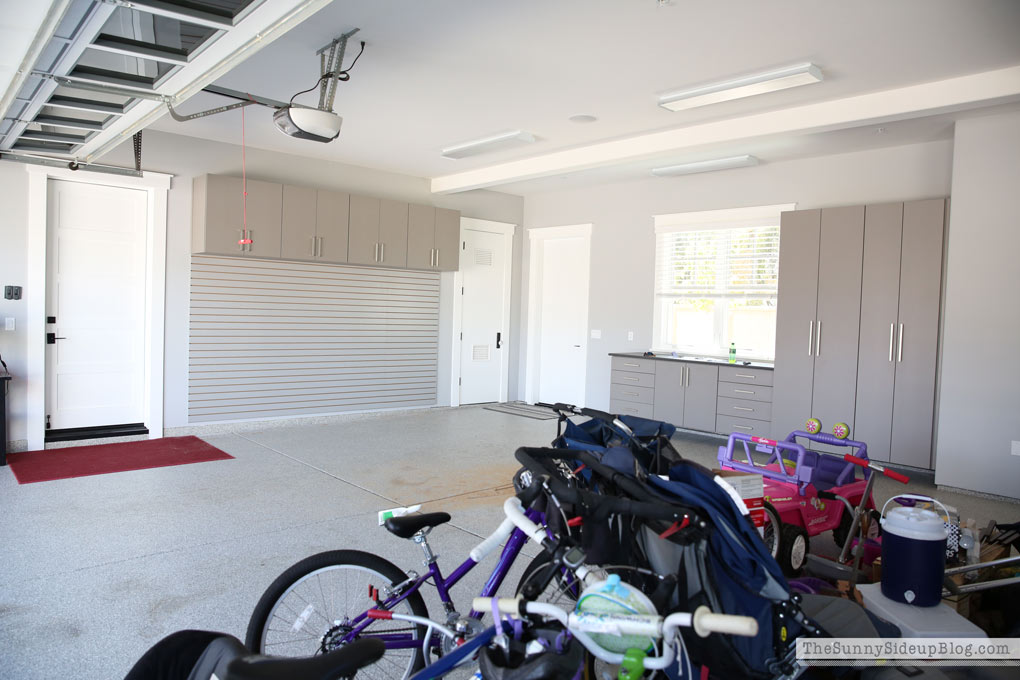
[440, 129, 535, 159]
[658, 63, 823, 112]
[568, 114, 597, 123]
[651, 154, 760, 177]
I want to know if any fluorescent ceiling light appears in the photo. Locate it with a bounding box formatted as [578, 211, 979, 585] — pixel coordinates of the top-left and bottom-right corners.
[658, 63, 823, 112]
[441, 129, 535, 159]
[651, 154, 759, 177]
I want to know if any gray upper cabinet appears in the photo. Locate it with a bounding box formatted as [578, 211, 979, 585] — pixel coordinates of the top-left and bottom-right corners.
[348, 194, 381, 265]
[315, 189, 350, 262]
[193, 174, 282, 258]
[407, 204, 436, 270]
[347, 196, 409, 267]
[280, 185, 317, 261]
[379, 199, 409, 267]
[407, 205, 461, 271]
[772, 209, 821, 438]
[434, 208, 461, 271]
[855, 199, 945, 467]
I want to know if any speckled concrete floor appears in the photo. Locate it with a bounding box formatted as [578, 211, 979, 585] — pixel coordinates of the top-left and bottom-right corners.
[0, 407, 1016, 679]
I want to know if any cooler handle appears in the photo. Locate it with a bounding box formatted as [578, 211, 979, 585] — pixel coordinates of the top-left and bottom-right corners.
[880, 494, 950, 520]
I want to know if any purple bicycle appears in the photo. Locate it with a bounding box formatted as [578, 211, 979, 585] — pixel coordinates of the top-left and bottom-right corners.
[244, 497, 551, 679]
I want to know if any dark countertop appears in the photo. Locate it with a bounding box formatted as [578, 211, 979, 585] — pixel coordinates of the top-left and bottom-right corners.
[610, 351, 774, 370]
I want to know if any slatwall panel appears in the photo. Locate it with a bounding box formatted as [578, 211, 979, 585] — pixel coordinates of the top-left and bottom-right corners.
[189, 255, 440, 423]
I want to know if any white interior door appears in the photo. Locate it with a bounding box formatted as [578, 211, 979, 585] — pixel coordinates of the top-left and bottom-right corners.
[46, 179, 148, 430]
[536, 235, 590, 406]
[460, 227, 509, 404]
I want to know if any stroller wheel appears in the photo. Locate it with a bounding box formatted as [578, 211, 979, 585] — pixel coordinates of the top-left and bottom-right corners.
[778, 525, 810, 576]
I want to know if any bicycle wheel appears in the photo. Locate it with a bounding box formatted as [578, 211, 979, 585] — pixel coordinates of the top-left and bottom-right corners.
[246, 550, 428, 679]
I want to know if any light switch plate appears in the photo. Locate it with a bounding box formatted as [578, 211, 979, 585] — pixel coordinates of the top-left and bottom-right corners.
[1012, 440, 1020, 457]
[627, 331, 634, 341]
[4, 318, 14, 331]
[590, 329, 601, 339]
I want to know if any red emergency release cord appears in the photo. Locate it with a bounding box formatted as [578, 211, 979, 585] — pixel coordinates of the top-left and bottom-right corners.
[238, 102, 252, 246]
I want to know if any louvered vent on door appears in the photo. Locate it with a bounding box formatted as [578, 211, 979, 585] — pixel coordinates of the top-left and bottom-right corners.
[474, 248, 494, 266]
[188, 255, 439, 423]
[472, 344, 490, 361]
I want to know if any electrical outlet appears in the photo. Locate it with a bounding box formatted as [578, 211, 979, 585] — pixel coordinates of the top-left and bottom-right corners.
[1012, 440, 1020, 457]
[627, 331, 634, 341]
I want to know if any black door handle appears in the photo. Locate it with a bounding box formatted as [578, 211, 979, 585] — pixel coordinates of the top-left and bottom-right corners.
[46, 333, 66, 344]
[496, 332, 502, 349]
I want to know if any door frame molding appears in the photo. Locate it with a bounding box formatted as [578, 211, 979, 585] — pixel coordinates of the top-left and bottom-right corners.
[26, 166, 172, 449]
[449, 217, 516, 407]
[524, 224, 592, 405]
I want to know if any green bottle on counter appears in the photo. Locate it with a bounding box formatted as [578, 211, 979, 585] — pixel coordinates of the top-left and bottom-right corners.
[729, 342, 736, 363]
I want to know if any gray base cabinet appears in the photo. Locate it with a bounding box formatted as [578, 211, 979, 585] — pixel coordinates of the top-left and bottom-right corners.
[650, 360, 719, 432]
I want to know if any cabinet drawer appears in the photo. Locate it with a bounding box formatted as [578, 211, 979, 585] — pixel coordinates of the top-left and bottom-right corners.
[610, 384, 654, 405]
[610, 399, 654, 418]
[717, 381, 773, 403]
[611, 369, 655, 389]
[717, 396, 772, 421]
[718, 366, 773, 386]
[716, 414, 773, 437]
[611, 356, 655, 374]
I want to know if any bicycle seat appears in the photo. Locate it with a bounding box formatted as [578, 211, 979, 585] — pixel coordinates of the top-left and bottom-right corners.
[225, 638, 384, 680]
[384, 511, 451, 538]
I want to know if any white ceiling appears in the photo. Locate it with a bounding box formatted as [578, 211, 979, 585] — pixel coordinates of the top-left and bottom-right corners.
[0, 2, 54, 105]
[101, 0, 1020, 193]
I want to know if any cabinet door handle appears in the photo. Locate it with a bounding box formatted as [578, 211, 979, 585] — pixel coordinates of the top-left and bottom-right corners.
[897, 323, 904, 362]
[815, 320, 822, 356]
[435, 248, 439, 268]
[735, 374, 755, 379]
[246, 229, 253, 252]
[624, 362, 639, 367]
[310, 236, 316, 256]
[685, 366, 690, 387]
[808, 320, 814, 356]
[623, 391, 639, 397]
[734, 424, 753, 431]
[622, 376, 639, 381]
[380, 242, 385, 262]
[733, 406, 754, 412]
[734, 389, 754, 394]
[889, 323, 895, 362]
[430, 248, 435, 267]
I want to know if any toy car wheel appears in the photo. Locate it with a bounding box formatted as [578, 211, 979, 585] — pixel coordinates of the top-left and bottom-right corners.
[832, 422, 850, 440]
[804, 418, 822, 434]
[761, 503, 781, 559]
[778, 525, 810, 576]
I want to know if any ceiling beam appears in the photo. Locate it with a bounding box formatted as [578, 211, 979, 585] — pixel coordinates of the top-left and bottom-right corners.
[430, 65, 1020, 194]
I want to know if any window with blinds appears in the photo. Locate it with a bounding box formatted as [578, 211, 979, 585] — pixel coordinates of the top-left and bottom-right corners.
[653, 204, 791, 360]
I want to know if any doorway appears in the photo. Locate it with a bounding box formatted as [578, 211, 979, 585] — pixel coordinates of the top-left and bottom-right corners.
[457, 218, 515, 405]
[26, 167, 170, 449]
[45, 180, 148, 433]
[525, 225, 592, 406]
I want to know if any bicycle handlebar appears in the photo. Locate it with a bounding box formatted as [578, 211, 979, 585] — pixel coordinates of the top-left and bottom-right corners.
[843, 454, 910, 484]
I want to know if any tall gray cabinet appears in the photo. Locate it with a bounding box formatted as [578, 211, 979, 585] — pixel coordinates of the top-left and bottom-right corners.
[854, 199, 946, 467]
[773, 199, 946, 468]
[772, 206, 865, 447]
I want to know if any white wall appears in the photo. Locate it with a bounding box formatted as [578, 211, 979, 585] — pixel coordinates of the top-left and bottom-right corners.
[0, 163, 30, 443]
[934, 111, 1020, 498]
[520, 140, 954, 412]
[0, 130, 523, 443]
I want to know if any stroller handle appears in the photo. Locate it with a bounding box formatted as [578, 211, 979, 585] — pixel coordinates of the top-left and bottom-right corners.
[549, 403, 636, 436]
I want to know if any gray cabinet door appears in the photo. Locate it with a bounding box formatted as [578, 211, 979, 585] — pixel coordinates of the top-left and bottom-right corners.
[406, 204, 435, 270]
[379, 199, 408, 267]
[890, 199, 945, 468]
[854, 203, 903, 461]
[348, 194, 380, 265]
[280, 184, 317, 261]
[652, 361, 685, 427]
[434, 208, 461, 271]
[315, 190, 349, 263]
[196, 174, 244, 256]
[683, 363, 719, 431]
[771, 209, 820, 439]
[811, 206, 865, 449]
[242, 178, 282, 259]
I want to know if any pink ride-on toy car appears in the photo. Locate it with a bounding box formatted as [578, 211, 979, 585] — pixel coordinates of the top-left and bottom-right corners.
[717, 419, 890, 576]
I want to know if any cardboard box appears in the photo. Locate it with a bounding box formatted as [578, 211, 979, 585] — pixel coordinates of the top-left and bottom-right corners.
[714, 468, 765, 536]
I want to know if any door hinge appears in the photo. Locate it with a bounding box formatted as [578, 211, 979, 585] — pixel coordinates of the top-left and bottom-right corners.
[462, 241, 466, 250]
[458, 377, 462, 386]
[459, 332, 463, 340]
[461, 286, 464, 295]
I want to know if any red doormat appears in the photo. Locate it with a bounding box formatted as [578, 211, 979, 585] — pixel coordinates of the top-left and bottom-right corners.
[7, 436, 233, 484]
